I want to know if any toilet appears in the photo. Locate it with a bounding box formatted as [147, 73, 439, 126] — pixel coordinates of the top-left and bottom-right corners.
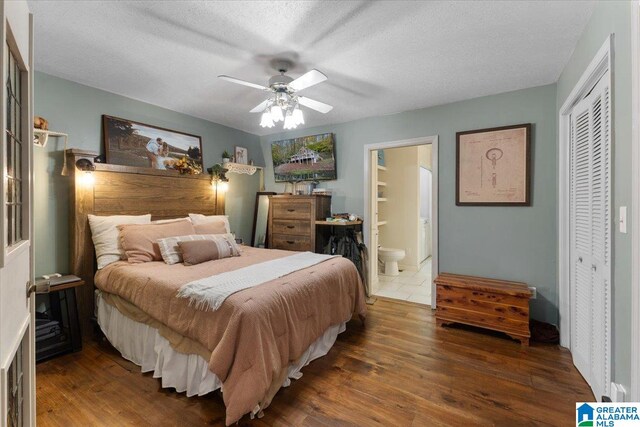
[378, 247, 406, 276]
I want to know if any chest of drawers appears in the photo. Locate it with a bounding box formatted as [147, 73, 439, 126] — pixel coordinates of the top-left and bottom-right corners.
[267, 195, 331, 252]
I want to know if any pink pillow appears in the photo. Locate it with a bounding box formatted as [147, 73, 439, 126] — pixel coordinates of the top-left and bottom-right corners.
[118, 219, 195, 263]
[194, 221, 228, 235]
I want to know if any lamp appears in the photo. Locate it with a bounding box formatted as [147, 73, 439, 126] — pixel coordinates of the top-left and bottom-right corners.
[208, 164, 229, 213]
[259, 94, 307, 130]
[260, 111, 275, 128]
[292, 107, 304, 125]
[75, 158, 95, 186]
[270, 104, 284, 122]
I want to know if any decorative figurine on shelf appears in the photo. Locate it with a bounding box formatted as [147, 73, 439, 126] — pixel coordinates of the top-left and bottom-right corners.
[34, 116, 49, 130]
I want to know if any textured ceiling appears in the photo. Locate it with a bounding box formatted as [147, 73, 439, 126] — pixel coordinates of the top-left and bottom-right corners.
[29, 1, 594, 136]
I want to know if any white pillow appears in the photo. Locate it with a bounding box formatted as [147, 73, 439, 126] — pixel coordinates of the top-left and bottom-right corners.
[157, 233, 238, 265]
[88, 214, 151, 269]
[188, 213, 230, 233]
[152, 217, 191, 224]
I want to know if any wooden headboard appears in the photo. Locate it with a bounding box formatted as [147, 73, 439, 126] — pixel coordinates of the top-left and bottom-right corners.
[66, 148, 224, 338]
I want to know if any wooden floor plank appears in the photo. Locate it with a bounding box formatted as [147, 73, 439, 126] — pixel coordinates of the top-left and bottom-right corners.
[36, 299, 592, 426]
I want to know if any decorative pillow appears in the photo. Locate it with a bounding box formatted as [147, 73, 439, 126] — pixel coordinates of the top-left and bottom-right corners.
[188, 213, 230, 233]
[88, 214, 152, 269]
[118, 219, 195, 264]
[178, 235, 240, 266]
[157, 233, 236, 265]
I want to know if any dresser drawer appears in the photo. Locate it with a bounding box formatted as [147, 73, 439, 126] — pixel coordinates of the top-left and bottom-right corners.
[272, 234, 312, 251]
[272, 220, 311, 236]
[272, 201, 312, 219]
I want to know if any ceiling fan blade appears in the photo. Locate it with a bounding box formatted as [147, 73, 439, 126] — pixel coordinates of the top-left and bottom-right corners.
[289, 69, 328, 92]
[298, 96, 333, 114]
[218, 75, 270, 91]
[249, 99, 271, 113]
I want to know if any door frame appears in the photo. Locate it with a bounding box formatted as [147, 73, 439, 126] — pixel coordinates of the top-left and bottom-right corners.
[363, 135, 439, 307]
[631, 0, 640, 402]
[558, 35, 612, 349]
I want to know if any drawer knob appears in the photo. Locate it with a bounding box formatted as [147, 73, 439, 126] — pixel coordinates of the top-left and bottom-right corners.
[286, 240, 295, 244]
[287, 209, 295, 212]
[286, 225, 295, 229]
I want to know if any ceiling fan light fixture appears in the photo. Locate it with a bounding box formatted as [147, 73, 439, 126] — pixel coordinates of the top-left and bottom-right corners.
[260, 111, 275, 128]
[283, 112, 297, 130]
[292, 107, 304, 125]
[270, 105, 284, 122]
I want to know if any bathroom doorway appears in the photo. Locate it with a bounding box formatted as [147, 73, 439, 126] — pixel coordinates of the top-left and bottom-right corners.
[363, 136, 438, 307]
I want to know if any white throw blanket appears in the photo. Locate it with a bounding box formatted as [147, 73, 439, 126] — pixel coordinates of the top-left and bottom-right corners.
[177, 252, 338, 311]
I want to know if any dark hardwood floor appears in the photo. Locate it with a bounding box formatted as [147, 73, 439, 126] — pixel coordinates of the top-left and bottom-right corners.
[36, 299, 593, 426]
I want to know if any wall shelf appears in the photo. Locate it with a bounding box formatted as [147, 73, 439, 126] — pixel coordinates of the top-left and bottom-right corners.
[33, 129, 67, 148]
[377, 181, 387, 186]
[377, 164, 387, 171]
[377, 198, 387, 202]
[377, 221, 387, 226]
[224, 162, 263, 176]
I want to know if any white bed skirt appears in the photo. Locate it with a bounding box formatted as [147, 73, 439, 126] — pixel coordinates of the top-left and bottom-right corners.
[96, 291, 346, 399]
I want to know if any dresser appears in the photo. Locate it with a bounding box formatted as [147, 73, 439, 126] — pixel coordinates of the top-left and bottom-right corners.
[267, 195, 331, 252]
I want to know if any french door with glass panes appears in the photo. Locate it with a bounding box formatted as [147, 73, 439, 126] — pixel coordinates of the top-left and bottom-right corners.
[0, 1, 34, 426]
[569, 71, 612, 401]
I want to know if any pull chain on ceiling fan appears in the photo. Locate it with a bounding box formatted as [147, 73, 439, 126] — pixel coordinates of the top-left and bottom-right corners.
[218, 60, 333, 130]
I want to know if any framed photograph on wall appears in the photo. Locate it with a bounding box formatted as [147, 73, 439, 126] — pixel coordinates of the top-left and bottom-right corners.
[456, 123, 531, 206]
[234, 146, 248, 164]
[103, 115, 203, 172]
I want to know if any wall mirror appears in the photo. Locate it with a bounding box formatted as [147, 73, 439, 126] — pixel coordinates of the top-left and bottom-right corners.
[251, 192, 276, 247]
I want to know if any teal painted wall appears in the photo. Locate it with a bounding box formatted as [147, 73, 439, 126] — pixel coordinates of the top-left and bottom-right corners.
[261, 84, 559, 324]
[34, 72, 262, 277]
[556, 0, 632, 396]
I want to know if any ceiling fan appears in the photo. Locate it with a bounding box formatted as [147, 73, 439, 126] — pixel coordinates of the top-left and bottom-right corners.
[218, 59, 333, 130]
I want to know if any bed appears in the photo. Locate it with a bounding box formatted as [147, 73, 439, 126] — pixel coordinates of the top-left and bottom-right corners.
[67, 149, 366, 425]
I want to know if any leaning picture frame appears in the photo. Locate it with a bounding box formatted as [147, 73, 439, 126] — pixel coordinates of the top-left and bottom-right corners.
[103, 115, 203, 173]
[234, 146, 249, 165]
[456, 123, 531, 206]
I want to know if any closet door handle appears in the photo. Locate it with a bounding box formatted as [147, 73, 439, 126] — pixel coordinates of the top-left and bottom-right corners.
[578, 257, 583, 263]
[592, 264, 597, 272]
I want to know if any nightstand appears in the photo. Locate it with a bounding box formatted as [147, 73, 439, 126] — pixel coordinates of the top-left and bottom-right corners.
[36, 276, 85, 362]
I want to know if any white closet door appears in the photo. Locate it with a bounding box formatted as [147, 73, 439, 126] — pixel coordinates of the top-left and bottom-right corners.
[570, 72, 611, 400]
[571, 93, 593, 385]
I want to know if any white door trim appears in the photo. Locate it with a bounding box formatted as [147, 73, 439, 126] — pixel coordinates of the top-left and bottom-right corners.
[558, 35, 613, 349]
[631, 0, 640, 402]
[363, 135, 439, 306]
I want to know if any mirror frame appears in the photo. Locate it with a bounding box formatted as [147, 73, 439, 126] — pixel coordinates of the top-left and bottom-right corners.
[251, 191, 277, 247]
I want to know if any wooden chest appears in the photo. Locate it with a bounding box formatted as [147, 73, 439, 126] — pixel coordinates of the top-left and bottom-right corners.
[267, 195, 331, 252]
[434, 273, 533, 346]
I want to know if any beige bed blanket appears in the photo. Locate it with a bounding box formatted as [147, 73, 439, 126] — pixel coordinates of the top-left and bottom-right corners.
[94, 247, 366, 425]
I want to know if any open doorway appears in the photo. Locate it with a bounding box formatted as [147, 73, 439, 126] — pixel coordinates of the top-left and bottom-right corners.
[363, 136, 438, 307]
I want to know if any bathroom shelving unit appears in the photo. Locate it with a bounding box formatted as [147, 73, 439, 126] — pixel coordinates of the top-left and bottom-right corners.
[376, 159, 388, 231]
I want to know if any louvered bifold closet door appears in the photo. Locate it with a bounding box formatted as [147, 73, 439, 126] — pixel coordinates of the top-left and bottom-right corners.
[571, 96, 593, 385]
[589, 75, 612, 400]
[569, 72, 611, 400]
